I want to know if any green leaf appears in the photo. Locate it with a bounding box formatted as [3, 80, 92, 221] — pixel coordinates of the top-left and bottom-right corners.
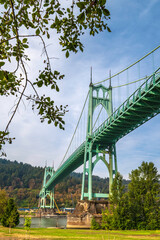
[43, 19, 48, 24]
[0, 62, 5, 67]
[107, 26, 111, 32]
[22, 38, 28, 43]
[37, 80, 43, 87]
[65, 51, 69, 58]
[103, 9, 110, 16]
[36, 28, 40, 35]
[101, 0, 106, 5]
[56, 85, 59, 92]
[23, 44, 29, 48]
[57, 9, 64, 15]
[76, 2, 85, 10]
[79, 45, 84, 52]
[47, 32, 50, 39]
[78, 12, 85, 23]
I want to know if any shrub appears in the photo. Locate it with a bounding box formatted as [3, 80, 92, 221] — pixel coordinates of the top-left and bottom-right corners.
[91, 217, 101, 230]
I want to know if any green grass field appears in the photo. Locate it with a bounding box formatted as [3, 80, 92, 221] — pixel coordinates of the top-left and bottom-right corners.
[0, 226, 160, 240]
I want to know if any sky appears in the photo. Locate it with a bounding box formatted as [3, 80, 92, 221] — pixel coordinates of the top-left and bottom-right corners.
[1, 0, 160, 180]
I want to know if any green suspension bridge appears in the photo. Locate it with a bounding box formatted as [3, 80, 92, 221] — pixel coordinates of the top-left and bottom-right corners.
[39, 45, 160, 208]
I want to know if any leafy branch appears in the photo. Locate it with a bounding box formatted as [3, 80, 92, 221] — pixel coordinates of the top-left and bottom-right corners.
[0, 0, 111, 155]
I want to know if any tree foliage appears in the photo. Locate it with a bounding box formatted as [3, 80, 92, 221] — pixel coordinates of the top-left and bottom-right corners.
[0, 0, 111, 156]
[0, 189, 8, 221]
[102, 162, 160, 230]
[24, 216, 31, 232]
[1, 198, 19, 228]
[101, 172, 125, 230]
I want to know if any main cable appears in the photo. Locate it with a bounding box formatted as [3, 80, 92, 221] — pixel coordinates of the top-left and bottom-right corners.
[94, 44, 160, 85]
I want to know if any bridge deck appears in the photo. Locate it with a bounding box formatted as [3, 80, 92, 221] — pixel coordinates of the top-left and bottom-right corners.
[44, 70, 160, 191]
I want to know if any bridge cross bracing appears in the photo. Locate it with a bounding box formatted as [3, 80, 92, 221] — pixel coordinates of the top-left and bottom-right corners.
[39, 45, 160, 207]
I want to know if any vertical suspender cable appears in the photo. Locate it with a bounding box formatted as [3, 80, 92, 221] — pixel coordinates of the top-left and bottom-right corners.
[152, 52, 155, 73]
[59, 91, 89, 168]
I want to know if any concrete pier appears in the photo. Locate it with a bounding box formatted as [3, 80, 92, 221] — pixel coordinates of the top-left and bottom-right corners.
[36, 208, 56, 217]
[67, 200, 108, 228]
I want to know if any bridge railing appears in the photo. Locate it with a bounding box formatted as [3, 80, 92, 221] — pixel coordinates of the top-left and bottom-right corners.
[92, 46, 160, 132]
[93, 67, 160, 137]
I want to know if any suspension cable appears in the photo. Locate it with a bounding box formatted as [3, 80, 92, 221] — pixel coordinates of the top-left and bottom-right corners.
[94, 44, 160, 85]
[58, 91, 89, 168]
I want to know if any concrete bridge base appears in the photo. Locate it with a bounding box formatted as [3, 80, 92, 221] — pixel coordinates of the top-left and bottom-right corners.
[67, 200, 108, 228]
[36, 208, 56, 217]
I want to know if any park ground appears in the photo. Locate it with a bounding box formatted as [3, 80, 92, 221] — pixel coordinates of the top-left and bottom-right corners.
[0, 227, 160, 240]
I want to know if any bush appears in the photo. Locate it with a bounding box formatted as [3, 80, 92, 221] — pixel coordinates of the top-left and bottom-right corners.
[91, 217, 101, 230]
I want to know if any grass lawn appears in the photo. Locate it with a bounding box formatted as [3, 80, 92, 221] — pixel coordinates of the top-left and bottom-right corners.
[0, 226, 160, 240]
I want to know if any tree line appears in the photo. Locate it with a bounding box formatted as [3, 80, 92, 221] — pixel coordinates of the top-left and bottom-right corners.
[0, 158, 130, 208]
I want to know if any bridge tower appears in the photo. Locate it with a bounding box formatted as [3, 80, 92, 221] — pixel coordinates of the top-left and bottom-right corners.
[81, 73, 117, 200]
[39, 167, 55, 208]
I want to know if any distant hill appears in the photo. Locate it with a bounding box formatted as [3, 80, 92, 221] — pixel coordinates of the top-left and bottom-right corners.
[0, 158, 44, 189]
[0, 158, 130, 208]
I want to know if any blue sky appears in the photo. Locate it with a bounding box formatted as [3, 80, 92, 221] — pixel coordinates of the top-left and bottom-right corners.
[1, 0, 160, 179]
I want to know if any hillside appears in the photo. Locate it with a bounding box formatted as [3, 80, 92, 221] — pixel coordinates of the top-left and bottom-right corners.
[0, 158, 130, 208]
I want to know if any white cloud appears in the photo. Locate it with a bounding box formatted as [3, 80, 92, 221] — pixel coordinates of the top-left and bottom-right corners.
[139, 0, 159, 17]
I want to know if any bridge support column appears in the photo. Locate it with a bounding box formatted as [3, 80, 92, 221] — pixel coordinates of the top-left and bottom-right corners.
[108, 144, 118, 195]
[109, 146, 113, 194]
[88, 144, 93, 200]
[81, 141, 93, 200]
[81, 74, 118, 200]
[39, 167, 55, 208]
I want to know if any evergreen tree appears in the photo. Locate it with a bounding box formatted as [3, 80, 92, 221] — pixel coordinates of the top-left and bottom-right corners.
[109, 172, 124, 205]
[127, 161, 160, 229]
[1, 198, 19, 228]
[102, 172, 125, 230]
[102, 162, 160, 230]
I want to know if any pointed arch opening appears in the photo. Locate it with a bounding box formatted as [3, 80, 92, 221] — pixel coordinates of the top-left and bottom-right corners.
[92, 156, 109, 196]
[46, 194, 51, 207]
[93, 90, 97, 97]
[98, 88, 103, 98]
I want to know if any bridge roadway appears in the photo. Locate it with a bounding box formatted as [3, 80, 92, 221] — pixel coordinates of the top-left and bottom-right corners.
[45, 69, 160, 191]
